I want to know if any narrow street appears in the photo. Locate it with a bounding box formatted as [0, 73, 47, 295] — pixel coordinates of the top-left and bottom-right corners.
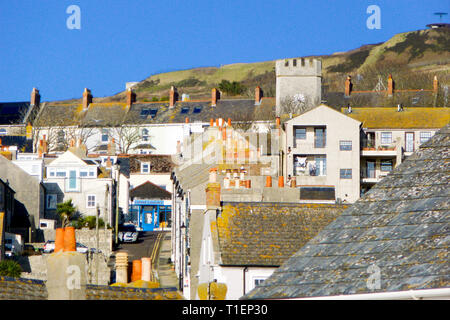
[107, 231, 164, 282]
[114, 231, 163, 262]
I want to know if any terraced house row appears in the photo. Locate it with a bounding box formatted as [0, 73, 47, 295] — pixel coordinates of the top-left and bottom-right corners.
[0, 58, 448, 300]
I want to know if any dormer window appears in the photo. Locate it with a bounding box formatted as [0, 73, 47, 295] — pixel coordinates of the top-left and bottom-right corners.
[141, 162, 150, 174]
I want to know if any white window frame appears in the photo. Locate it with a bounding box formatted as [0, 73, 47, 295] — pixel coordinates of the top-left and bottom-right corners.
[340, 168, 352, 179]
[86, 194, 96, 208]
[420, 132, 432, 144]
[252, 276, 268, 290]
[101, 129, 109, 143]
[380, 132, 392, 145]
[56, 170, 67, 177]
[141, 162, 150, 174]
[339, 140, 352, 151]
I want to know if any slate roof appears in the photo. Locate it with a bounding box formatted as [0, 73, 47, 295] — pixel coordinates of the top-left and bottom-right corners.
[214, 202, 348, 266]
[34, 98, 275, 127]
[0, 102, 30, 125]
[128, 154, 175, 174]
[33, 104, 83, 126]
[0, 136, 33, 152]
[244, 123, 450, 299]
[123, 99, 275, 124]
[82, 103, 129, 126]
[130, 181, 172, 200]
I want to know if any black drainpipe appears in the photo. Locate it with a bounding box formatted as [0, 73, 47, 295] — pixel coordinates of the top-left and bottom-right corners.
[243, 266, 248, 296]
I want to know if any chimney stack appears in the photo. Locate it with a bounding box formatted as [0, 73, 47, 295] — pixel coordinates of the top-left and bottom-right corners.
[265, 176, 272, 188]
[255, 86, 263, 105]
[83, 88, 92, 110]
[278, 176, 284, 188]
[211, 88, 220, 106]
[126, 88, 136, 108]
[387, 74, 394, 97]
[344, 76, 352, 97]
[169, 86, 178, 108]
[433, 76, 439, 94]
[108, 138, 116, 155]
[205, 182, 221, 209]
[42, 134, 48, 154]
[30, 88, 41, 106]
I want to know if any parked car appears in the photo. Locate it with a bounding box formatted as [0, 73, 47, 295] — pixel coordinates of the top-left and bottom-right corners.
[4, 240, 15, 257]
[22, 244, 41, 256]
[43, 240, 55, 253]
[43, 240, 100, 254]
[118, 224, 139, 243]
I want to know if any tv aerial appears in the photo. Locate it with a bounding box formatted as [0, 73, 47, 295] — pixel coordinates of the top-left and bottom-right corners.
[434, 12, 448, 22]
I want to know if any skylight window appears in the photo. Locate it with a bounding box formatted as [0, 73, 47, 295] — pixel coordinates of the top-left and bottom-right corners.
[149, 108, 158, 118]
[193, 106, 202, 113]
[140, 108, 150, 119]
[181, 107, 190, 114]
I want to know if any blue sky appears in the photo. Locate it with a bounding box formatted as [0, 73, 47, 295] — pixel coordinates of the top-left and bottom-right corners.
[0, 0, 447, 102]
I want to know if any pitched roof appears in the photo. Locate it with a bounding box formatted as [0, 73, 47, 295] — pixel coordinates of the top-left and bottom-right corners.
[214, 202, 348, 266]
[244, 123, 450, 299]
[34, 104, 83, 126]
[128, 154, 175, 174]
[130, 181, 172, 200]
[34, 98, 275, 127]
[0, 136, 33, 152]
[82, 103, 129, 126]
[0, 102, 30, 125]
[123, 99, 275, 124]
[341, 107, 450, 129]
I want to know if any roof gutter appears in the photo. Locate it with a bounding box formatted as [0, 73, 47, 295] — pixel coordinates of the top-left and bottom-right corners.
[288, 288, 450, 300]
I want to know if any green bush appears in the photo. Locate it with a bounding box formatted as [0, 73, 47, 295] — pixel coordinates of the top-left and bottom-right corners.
[152, 96, 159, 102]
[218, 80, 246, 96]
[175, 78, 206, 87]
[0, 260, 22, 278]
[71, 215, 110, 229]
[160, 96, 169, 101]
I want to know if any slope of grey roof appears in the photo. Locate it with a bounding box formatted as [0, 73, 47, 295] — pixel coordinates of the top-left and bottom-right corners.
[244, 123, 450, 299]
[123, 99, 275, 125]
[130, 181, 172, 200]
[0, 102, 30, 125]
[217, 202, 348, 266]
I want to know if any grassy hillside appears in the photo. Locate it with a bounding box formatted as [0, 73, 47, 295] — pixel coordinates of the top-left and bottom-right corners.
[58, 28, 450, 106]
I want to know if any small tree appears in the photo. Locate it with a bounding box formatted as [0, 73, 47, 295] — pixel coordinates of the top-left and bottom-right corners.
[0, 260, 22, 278]
[57, 199, 77, 228]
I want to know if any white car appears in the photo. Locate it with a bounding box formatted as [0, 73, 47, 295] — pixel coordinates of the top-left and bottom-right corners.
[43, 240, 99, 254]
[118, 224, 139, 243]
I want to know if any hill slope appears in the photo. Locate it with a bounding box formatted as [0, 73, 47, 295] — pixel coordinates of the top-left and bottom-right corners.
[58, 28, 450, 106]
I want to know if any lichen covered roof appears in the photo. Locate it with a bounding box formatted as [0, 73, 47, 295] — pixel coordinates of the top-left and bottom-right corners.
[214, 202, 348, 266]
[341, 107, 450, 129]
[244, 123, 450, 299]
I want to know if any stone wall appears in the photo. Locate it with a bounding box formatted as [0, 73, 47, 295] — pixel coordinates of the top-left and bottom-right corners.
[43, 228, 113, 258]
[0, 276, 47, 300]
[0, 276, 181, 300]
[18, 253, 111, 285]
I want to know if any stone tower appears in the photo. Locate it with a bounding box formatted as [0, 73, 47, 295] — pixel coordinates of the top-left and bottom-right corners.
[275, 58, 322, 115]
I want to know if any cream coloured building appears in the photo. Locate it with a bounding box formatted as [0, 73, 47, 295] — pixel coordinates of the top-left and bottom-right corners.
[283, 104, 362, 203]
